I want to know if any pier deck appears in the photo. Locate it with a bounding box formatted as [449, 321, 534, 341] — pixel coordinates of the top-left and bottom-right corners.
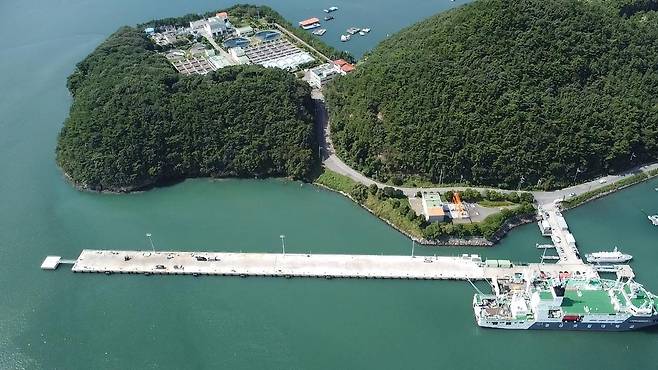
[69, 250, 601, 281]
[540, 204, 583, 264]
[73, 250, 487, 279]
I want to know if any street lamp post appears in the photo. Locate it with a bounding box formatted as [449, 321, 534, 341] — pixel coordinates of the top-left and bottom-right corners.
[279, 234, 286, 255]
[146, 233, 155, 252]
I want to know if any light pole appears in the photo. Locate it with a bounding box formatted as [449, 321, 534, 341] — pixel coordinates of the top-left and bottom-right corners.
[146, 233, 155, 252]
[279, 234, 286, 255]
[573, 167, 582, 183]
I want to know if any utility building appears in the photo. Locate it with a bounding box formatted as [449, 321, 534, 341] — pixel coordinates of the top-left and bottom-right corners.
[421, 192, 446, 222]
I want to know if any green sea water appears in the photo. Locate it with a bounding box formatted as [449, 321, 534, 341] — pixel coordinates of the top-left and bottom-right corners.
[1, 1, 657, 369]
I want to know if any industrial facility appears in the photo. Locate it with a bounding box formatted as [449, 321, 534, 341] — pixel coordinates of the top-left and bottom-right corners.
[421, 191, 470, 222]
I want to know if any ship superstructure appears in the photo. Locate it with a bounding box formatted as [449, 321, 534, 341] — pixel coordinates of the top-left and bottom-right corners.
[473, 272, 658, 331]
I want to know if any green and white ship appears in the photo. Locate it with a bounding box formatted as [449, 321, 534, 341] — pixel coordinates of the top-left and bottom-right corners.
[473, 273, 658, 331]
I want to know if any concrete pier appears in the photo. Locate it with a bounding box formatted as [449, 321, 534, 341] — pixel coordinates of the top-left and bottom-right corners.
[68, 250, 602, 281]
[539, 204, 583, 264]
[72, 250, 488, 279]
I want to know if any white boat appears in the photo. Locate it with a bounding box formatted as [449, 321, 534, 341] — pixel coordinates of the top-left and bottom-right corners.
[359, 31, 365, 36]
[346, 27, 361, 35]
[340, 34, 350, 42]
[313, 28, 327, 36]
[361, 28, 371, 33]
[585, 247, 632, 264]
[324, 6, 338, 13]
[301, 23, 321, 30]
[649, 215, 658, 226]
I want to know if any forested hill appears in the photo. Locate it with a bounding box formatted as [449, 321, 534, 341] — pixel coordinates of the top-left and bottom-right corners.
[57, 27, 316, 192]
[325, 0, 658, 190]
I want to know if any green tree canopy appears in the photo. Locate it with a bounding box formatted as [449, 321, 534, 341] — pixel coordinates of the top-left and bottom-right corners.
[57, 27, 316, 191]
[326, 0, 658, 190]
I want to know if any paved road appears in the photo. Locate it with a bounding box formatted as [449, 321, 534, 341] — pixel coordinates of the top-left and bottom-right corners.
[312, 91, 658, 206]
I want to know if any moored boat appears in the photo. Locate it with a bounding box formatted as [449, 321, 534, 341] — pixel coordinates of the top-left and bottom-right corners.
[585, 247, 632, 264]
[313, 28, 327, 36]
[648, 214, 658, 226]
[473, 273, 658, 331]
[340, 34, 350, 42]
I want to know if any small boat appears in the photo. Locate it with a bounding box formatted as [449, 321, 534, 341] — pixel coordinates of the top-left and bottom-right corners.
[649, 215, 658, 226]
[347, 27, 361, 35]
[585, 247, 633, 264]
[324, 16, 334, 21]
[340, 34, 350, 42]
[361, 28, 371, 33]
[313, 28, 327, 36]
[324, 6, 339, 13]
[302, 23, 321, 30]
[359, 31, 365, 36]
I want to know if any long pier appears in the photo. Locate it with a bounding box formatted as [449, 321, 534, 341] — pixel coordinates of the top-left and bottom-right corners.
[56, 249, 601, 281]
[42, 201, 633, 282]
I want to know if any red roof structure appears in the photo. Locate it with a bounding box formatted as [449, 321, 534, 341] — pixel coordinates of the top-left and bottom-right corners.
[333, 59, 355, 73]
[216, 12, 228, 18]
[299, 18, 320, 27]
[340, 64, 355, 73]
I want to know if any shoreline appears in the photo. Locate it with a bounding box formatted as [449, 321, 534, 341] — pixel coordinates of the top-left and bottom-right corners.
[313, 182, 495, 247]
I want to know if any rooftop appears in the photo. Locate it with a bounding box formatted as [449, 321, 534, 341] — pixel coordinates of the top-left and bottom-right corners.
[299, 18, 320, 26]
[422, 192, 443, 209]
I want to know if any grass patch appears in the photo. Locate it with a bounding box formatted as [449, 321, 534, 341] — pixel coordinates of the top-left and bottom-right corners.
[315, 170, 356, 194]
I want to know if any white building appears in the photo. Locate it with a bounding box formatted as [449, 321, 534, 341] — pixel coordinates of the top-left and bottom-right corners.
[421, 192, 446, 222]
[189, 16, 230, 37]
[308, 63, 342, 89]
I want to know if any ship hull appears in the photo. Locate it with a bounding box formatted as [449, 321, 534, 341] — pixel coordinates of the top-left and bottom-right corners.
[477, 316, 658, 331]
[529, 318, 658, 331]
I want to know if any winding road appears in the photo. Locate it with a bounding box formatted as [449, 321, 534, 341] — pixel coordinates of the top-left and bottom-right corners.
[312, 90, 658, 206]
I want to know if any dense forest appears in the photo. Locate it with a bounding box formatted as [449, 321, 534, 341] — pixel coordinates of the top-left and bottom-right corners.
[57, 27, 316, 191]
[325, 0, 658, 190]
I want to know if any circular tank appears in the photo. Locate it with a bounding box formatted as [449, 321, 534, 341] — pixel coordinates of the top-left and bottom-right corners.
[254, 30, 281, 42]
[223, 37, 250, 49]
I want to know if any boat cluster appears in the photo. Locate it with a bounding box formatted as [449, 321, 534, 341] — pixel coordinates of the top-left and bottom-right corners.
[299, 6, 372, 42]
[341, 27, 370, 42]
